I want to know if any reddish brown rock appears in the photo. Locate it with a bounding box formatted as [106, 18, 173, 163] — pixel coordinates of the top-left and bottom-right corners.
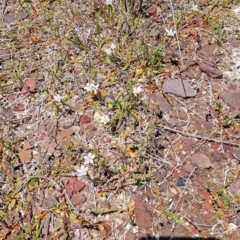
[191, 153, 212, 169]
[56, 127, 74, 140]
[147, 93, 172, 113]
[40, 136, 51, 153]
[71, 192, 86, 207]
[228, 179, 240, 199]
[220, 92, 240, 109]
[21, 78, 36, 97]
[146, 4, 157, 16]
[197, 44, 220, 59]
[0, 50, 10, 61]
[3, 10, 28, 24]
[13, 103, 25, 112]
[134, 197, 152, 230]
[200, 61, 223, 78]
[79, 115, 91, 123]
[23, 142, 32, 150]
[153, 170, 164, 182]
[42, 196, 59, 209]
[18, 149, 32, 163]
[183, 163, 196, 173]
[65, 177, 86, 194]
[163, 79, 197, 98]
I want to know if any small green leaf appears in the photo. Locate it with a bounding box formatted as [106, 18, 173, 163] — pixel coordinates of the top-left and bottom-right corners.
[90, 208, 118, 216]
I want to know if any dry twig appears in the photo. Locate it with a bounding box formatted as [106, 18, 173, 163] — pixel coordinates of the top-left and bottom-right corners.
[162, 125, 240, 147]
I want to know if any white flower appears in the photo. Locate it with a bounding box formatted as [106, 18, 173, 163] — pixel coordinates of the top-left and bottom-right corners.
[105, 0, 113, 5]
[104, 48, 112, 55]
[83, 152, 95, 165]
[125, 223, 132, 230]
[165, 28, 176, 37]
[132, 226, 139, 233]
[191, 4, 199, 12]
[228, 223, 238, 231]
[84, 83, 99, 94]
[133, 86, 143, 96]
[100, 115, 110, 124]
[76, 165, 88, 177]
[53, 94, 63, 102]
[110, 43, 116, 49]
[104, 43, 116, 55]
[84, 83, 93, 92]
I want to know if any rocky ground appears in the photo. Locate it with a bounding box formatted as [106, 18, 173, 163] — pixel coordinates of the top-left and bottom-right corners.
[0, 0, 240, 239]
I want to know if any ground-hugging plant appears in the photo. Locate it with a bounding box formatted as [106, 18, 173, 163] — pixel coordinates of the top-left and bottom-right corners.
[115, 0, 144, 36]
[117, 0, 143, 16]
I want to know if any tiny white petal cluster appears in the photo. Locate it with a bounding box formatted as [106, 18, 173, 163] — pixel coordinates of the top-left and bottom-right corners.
[132, 226, 139, 233]
[83, 152, 95, 165]
[100, 115, 110, 124]
[104, 42, 116, 55]
[133, 86, 143, 96]
[75, 152, 96, 178]
[53, 94, 63, 102]
[76, 165, 88, 177]
[191, 4, 199, 12]
[84, 83, 99, 94]
[125, 223, 132, 230]
[105, 0, 113, 5]
[104, 48, 113, 55]
[165, 28, 176, 37]
[228, 223, 238, 231]
[110, 43, 116, 49]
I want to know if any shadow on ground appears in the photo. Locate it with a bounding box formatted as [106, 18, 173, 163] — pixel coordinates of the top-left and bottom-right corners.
[139, 237, 218, 240]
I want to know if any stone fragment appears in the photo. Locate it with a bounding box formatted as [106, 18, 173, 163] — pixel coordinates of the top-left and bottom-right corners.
[71, 192, 86, 207]
[228, 179, 240, 199]
[4, 11, 28, 24]
[234, 149, 240, 158]
[42, 196, 59, 209]
[146, 4, 157, 16]
[191, 153, 212, 169]
[147, 93, 172, 113]
[163, 79, 196, 98]
[40, 136, 50, 153]
[94, 111, 104, 122]
[13, 103, 25, 112]
[65, 177, 86, 194]
[56, 127, 74, 140]
[200, 61, 223, 78]
[79, 115, 91, 123]
[23, 142, 32, 150]
[220, 92, 240, 109]
[153, 170, 164, 182]
[134, 197, 152, 230]
[21, 78, 36, 97]
[197, 44, 219, 59]
[18, 149, 32, 163]
[0, 50, 10, 61]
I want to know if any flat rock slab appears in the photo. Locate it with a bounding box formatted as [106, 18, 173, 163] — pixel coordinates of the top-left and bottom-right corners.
[147, 92, 172, 113]
[200, 61, 223, 78]
[18, 149, 32, 163]
[4, 11, 29, 24]
[64, 177, 86, 194]
[220, 92, 240, 109]
[191, 153, 212, 169]
[134, 197, 152, 230]
[197, 44, 220, 59]
[228, 179, 240, 199]
[42, 196, 59, 209]
[0, 50, 10, 61]
[163, 79, 196, 98]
